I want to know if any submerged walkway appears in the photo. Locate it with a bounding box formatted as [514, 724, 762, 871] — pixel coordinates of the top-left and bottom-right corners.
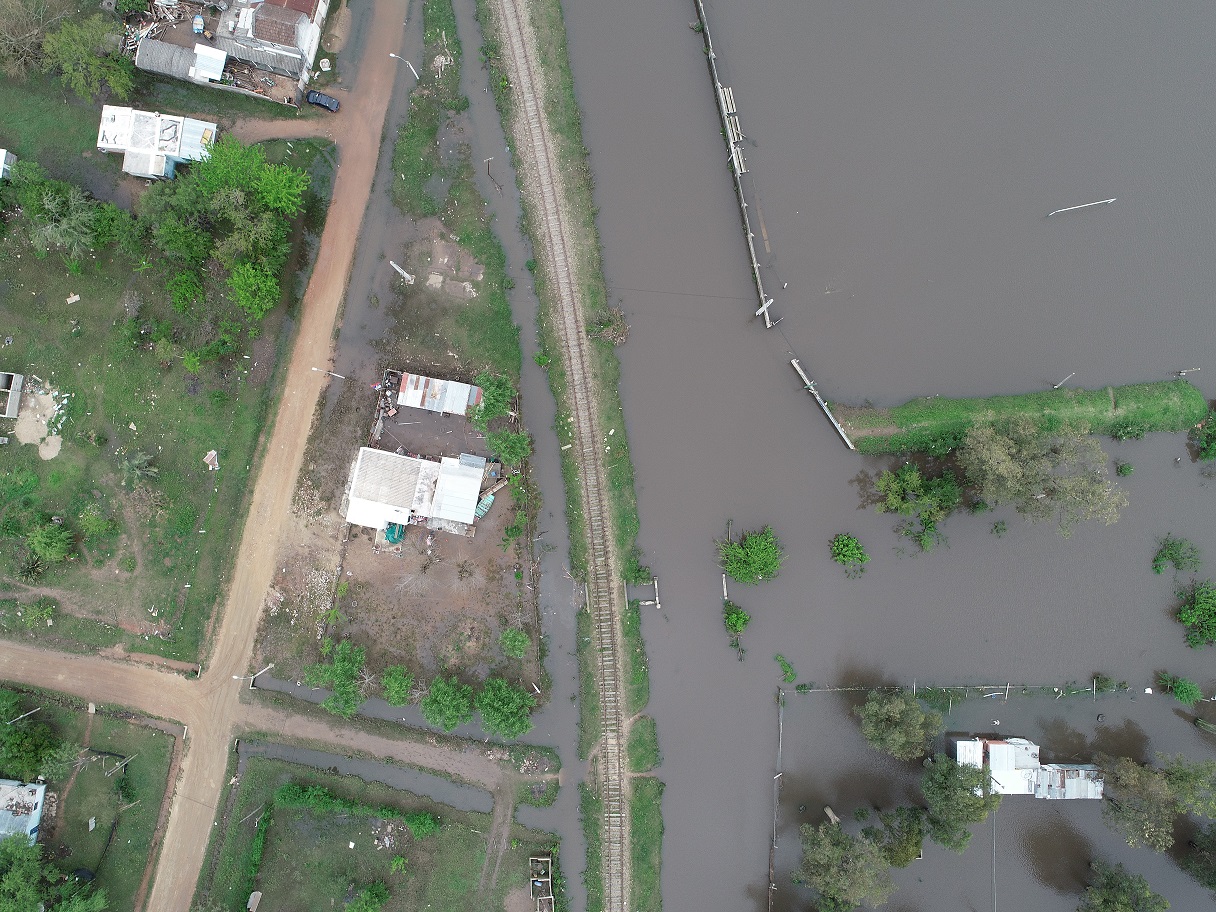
[487, 0, 632, 909]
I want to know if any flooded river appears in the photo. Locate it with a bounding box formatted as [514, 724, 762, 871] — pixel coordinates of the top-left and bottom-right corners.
[560, 0, 1216, 909]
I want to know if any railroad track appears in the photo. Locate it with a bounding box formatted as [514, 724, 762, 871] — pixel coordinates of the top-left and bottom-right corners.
[491, 0, 631, 908]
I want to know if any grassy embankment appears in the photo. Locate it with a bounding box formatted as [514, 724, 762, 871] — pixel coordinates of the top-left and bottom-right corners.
[834, 379, 1207, 455]
[195, 755, 560, 912]
[1, 685, 174, 910]
[474, 1, 662, 907]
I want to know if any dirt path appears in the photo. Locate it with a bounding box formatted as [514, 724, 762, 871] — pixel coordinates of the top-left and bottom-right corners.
[487, 0, 632, 909]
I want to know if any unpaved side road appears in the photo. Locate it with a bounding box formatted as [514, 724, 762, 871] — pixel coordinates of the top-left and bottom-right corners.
[486, 1, 632, 910]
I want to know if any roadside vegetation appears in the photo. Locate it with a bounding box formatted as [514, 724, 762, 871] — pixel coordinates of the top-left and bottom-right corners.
[0, 133, 331, 660]
[196, 755, 560, 912]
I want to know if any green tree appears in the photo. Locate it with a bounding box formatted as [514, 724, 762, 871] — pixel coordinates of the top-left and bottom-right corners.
[254, 163, 310, 216]
[485, 429, 531, 466]
[958, 416, 1126, 536]
[1191, 410, 1216, 461]
[380, 665, 414, 707]
[1156, 673, 1203, 707]
[167, 271, 204, 315]
[794, 822, 894, 912]
[304, 639, 367, 718]
[499, 628, 530, 659]
[195, 134, 267, 197]
[718, 525, 784, 584]
[1152, 535, 1201, 575]
[722, 600, 750, 636]
[830, 533, 869, 576]
[921, 754, 1001, 852]
[475, 677, 534, 740]
[227, 262, 280, 320]
[854, 691, 943, 762]
[41, 14, 133, 100]
[0, 720, 58, 781]
[26, 184, 96, 259]
[875, 464, 960, 552]
[119, 451, 158, 487]
[25, 522, 73, 563]
[1097, 755, 1178, 852]
[1183, 822, 1216, 891]
[1160, 754, 1216, 819]
[420, 676, 473, 731]
[37, 739, 81, 781]
[345, 882, 388, 912]
[1177, 579, 1216, 648]
[1077, 861, 1168, 912]
[862, 806, 927, 868]
[471, 372, 515, 430]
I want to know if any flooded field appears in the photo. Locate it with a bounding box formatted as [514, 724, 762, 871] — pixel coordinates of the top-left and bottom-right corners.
[560, 0, 1216, 909]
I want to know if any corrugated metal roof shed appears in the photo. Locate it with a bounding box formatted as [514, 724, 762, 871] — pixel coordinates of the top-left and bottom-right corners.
[190, 43, 227, 83]
[397, 373, 483, 416]
[179, 116, 217, 161]
[431, 457, 481, 524]
[345, 448, 422, 529]
[134, 38, 194, 80]
[122, 151, 171, 179]
[0, 373, 22, 420]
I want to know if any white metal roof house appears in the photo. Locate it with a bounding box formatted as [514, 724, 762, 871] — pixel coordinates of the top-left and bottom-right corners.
[0, 372, 23, 420]
[954, 736, 1103, 799]
[343, 448, 485, 533]
[96, 105, 217, 179]
[0, 781, 45, 843]
[397, 373, 484, 417]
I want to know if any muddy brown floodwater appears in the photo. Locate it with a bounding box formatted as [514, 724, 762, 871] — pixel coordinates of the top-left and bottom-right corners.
[561, 0, 1216, 910]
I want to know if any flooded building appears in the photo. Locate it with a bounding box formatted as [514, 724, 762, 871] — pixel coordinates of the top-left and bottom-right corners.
[342, 447, 492, 537]
[954, 736, 1104, 799]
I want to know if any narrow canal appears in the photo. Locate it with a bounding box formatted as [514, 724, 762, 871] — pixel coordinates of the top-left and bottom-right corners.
[561, 0, 1216, 909]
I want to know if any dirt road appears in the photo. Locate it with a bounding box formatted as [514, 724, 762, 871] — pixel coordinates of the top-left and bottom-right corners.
[487, 0, 633, 909]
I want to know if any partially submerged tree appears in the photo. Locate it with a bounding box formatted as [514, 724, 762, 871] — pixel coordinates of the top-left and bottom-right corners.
[875, 464, 960, 552]
[304, 639, 367, 718]
[795, 822, 894, 911]
[958, 416, 1126, 536]
[475, 676, 534, 740]
[1077, 861, 1168, 912]
[1183, 822, 1216, 891]
[1152, 535, 1202, 575]
[1177, 579, 1216, 648]
[854, 691, 943, 762]
[921, 754, 1001, 852]
[862, 806, 927, 868]
[1156, 673, 1203, 707]
[1097, 755, 1178, 852]
[718, 525, 784, 584]
[380, 665, 414, 707]
[420, 676, 473, 732]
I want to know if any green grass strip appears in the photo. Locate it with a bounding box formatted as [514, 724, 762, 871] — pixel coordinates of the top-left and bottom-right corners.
[626, 716, 659, 773]
[623, 600, 650, 715]
[836, 379, 1206, 455]
[630, 777, 665, 912]
[579, 783, 604, 912]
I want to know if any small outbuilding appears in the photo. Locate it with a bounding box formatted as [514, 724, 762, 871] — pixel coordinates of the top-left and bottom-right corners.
[97, 105, 217, 180]
[396, 372, 484, 417]
[0, 371, 23, 420]
[954, 736, 1103, 799]
[0, 781, 46, 843]
[0, 149, 14, 180]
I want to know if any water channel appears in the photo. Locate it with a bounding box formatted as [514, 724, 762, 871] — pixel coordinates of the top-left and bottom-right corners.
[560, 0, 1216, 909]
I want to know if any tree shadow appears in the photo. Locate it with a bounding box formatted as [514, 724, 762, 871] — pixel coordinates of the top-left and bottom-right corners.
[832, 659, 895, 716]
[1037, 717, 1089, 763]
[1022, 813, 1092, 894]
[1092, 719, 1149, 763]
[849, 469, 885, 510]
